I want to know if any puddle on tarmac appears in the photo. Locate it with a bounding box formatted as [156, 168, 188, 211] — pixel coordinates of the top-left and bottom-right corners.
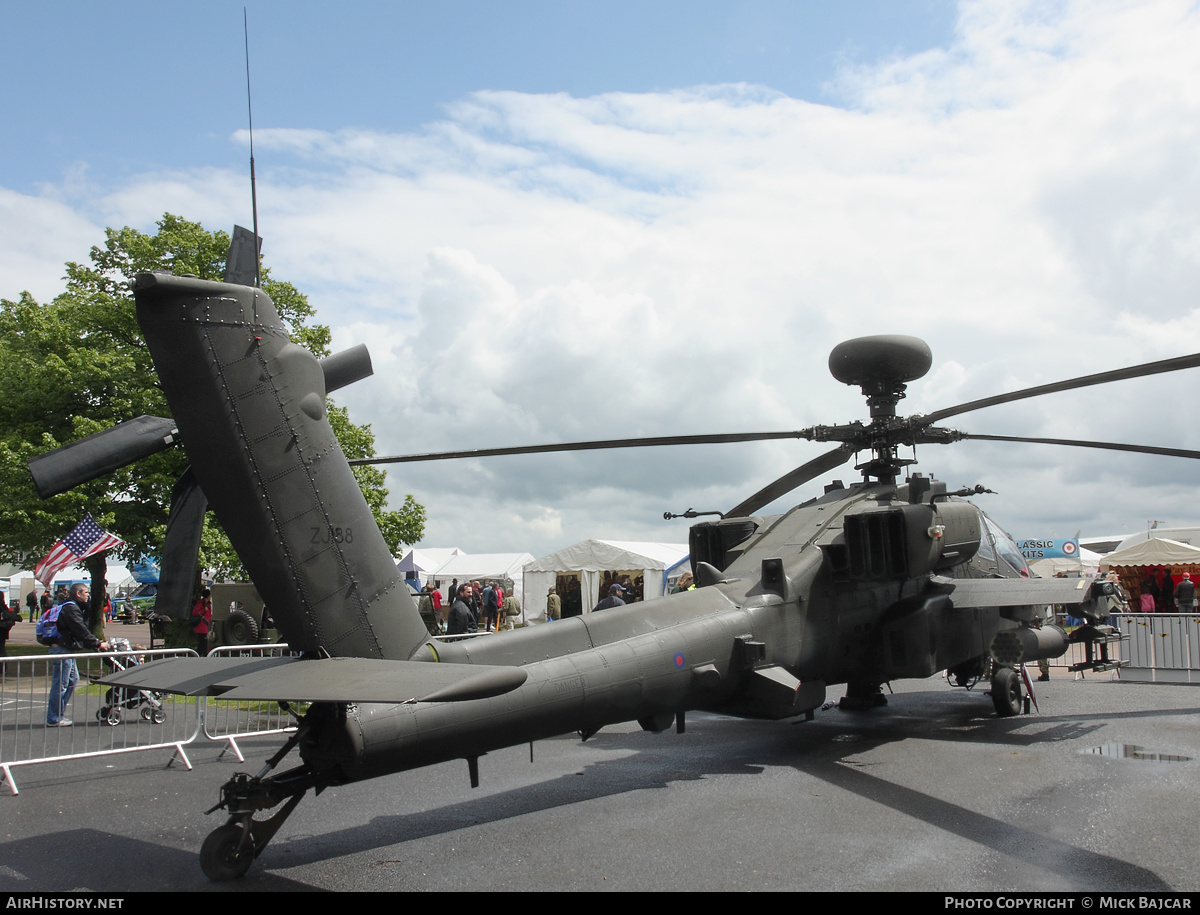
[1083, 743, 1191, 762]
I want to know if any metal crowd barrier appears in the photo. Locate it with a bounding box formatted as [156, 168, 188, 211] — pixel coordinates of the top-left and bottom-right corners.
[0, 643, 309, 794]
[0, 647, 199, 795]
[202, 644, 301, 762]
[1113, 613, 1200, 683]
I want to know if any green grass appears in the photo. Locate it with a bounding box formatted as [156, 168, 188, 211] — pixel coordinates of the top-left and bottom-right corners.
[4, 642, 50, 658]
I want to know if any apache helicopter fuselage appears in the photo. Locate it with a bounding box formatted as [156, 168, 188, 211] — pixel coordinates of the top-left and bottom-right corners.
[299, 484, 1040, 780]
[39, 269, 1133, 880]
[301, 478, 1076, 786]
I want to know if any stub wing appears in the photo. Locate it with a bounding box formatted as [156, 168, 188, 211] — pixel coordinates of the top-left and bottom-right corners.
[98, 656, 527, 704]
[931, 575, 1094, 609]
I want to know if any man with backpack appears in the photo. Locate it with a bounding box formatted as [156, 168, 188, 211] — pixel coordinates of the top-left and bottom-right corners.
[42, 583, 109, 726]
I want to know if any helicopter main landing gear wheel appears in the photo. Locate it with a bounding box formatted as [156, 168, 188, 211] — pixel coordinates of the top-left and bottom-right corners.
[200, 822, 255, 881]
[198, 724, 326, 880]
[991, 666, 1023, 717]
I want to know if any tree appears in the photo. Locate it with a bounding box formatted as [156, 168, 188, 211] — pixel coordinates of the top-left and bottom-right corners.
[0, 215, 425, 621]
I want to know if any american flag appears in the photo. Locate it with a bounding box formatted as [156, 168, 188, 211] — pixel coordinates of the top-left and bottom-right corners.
[34, 514, 124, 585]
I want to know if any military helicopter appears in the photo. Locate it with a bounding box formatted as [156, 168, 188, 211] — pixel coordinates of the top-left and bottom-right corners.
[26, 239, 1200, 880]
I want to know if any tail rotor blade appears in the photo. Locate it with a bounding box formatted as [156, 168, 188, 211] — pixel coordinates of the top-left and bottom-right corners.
[27, 415, 179, 499]
[320, 344, 373, 394]
[223, 225, 261, 287]
[155, 467, 208, 621]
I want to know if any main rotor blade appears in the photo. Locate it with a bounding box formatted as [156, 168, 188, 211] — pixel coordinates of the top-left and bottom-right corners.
[958, 434, 1200, 461]
[922, 351, 1200, 425]
[349, 431, 811, 465]
[726, 445, 854, 518]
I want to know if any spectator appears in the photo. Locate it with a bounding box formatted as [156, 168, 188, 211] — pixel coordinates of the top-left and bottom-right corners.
[46, 583, 109, 726]
[593, 583, 626, 613]
[482, 582, 499, 632]
[0, 601, 20, 657]
[190, 588, 212, 656]
[1176, 572, 1196, 612]
[501, 592, 521, 630]
[447, 585, 477, 636]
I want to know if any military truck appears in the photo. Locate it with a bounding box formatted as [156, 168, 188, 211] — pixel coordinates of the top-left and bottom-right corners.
[209, 582, 280, 648]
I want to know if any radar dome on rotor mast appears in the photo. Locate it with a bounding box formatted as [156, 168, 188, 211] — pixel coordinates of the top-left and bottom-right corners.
[828, 335, 933, 420]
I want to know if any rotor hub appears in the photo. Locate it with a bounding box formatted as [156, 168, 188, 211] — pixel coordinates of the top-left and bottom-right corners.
[826, 336, 933, 481]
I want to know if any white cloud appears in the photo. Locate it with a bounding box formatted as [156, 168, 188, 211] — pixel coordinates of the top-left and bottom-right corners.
[0, 189, 102, 303]
[8, 0, 1200, 555]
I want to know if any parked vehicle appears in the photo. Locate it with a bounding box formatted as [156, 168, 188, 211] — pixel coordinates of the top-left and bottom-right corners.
[209, 582, 279, 647]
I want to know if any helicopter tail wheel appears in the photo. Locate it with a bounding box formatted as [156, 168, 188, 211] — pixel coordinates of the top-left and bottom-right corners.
[991, 666, 1023, 717]
[200, 821, 255, 881]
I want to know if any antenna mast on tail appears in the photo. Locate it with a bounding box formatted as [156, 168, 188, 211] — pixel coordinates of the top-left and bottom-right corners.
[244, 7, 260, 287]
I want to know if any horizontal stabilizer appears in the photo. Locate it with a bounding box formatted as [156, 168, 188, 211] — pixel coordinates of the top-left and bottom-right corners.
[933, 575, 1093, 609]
[98, 655, 528, 703]
[97, 656, 295, 695]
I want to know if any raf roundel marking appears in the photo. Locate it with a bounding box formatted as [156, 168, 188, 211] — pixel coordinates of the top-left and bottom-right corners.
[1062, 541, 1078, 556]
[673, 652, 686, 669]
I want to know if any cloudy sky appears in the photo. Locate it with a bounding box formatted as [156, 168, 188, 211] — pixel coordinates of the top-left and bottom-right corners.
[4, 0, 1200, 558]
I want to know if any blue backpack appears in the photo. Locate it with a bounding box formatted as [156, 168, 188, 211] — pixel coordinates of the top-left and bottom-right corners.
[36, 603, 63, 645]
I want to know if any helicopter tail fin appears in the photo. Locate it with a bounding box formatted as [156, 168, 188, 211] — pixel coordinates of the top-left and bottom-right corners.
[133, 271, 431, 660]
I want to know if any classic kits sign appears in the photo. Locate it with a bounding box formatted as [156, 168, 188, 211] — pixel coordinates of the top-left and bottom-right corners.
[1018, 539, 1079, 560]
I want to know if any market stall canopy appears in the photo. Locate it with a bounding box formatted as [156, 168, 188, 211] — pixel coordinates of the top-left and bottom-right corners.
[430, 552, 535, 606]
[1112, 527, 1200, 554]
[1099, 538, 1200, 571]
[523, 540, 689, 622]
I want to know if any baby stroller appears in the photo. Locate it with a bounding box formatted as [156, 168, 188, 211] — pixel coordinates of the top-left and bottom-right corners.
[96, 637, 166, 725]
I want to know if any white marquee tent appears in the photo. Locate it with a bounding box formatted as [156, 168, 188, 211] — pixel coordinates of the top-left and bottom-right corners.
[396, 547, 462, 585]
[522, 540, 689, 622]
[1029, 548, 1103, 579]
[6, 562, 135, 609]
[428, 552, 535, 607]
